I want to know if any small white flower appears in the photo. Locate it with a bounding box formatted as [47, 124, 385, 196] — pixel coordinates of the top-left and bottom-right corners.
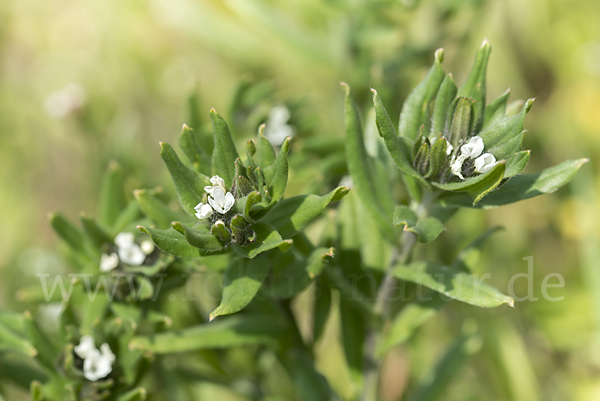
[203, 175, 227, 197]
[140, 240, 155, 255]
[100, 253, 119, 272]
[264, 105, 294, 146]
[207, 188, 235, 214]
[114, 232, 145, 266]
[446, 141, 453, 155]
[194, 202, 213, 219]
[82, 344, 115, 382]
[460, 136, 484, 159]
[74, 335, 96, 359]
[450, 154, 467, 180]
[474, 153, 497, 173]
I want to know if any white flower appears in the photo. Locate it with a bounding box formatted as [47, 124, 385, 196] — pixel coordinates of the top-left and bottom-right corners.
[264, 105, 294, 146]
[446, 141, 454, 155]
[474, 153, 497, 173]
[450, 154, 467, 180]
[203, 175, 227, 197]
[140, 240, 155, 255]
[114, 232, 145, 266]
[460, 136, 484, 159]
[194, 202, 213, 219]
[100, 253, 119, 272]
[74, 335, 96, 359]
[74, 337, 116, 382]
[207, 188, 235, 214]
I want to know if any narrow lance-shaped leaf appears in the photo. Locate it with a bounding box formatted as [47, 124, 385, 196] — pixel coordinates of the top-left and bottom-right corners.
[80, 213, 113, 250]
[0, 323, 37, 356]
[450, 226, 503, 272]
[24, 311, 58, 371]
[134, 189, 195, 229]
[137, 226, 203, 258]
[117, 388, 147, 401]
[262, 137, 290, 205]
[256, 124, 277, 167]
[371, 88, 429, 188]
[160, 142, 211, 216]
[479, 99, 534, 160]
[48, 212, 88, 257]
[483, 88, 510, 130]
[98, 161, 126, 227]
[392, 261, 514, 308]
[447, 97, 472, 148]
[343, 83, 395, 239]
[171, 222, 224, 252]
[457, 39, 491, 134]
[425, 137, 448, 179]
[439, 159, 589, 209]
[210, 108, 240, 187]
[179, 124, 212, 176]
[261, 186, 349, 239]
[430, 74, 457, 139]
[210, 257, 271, 320]
[400, 48, 446, 141]
[393, 205, 446, 243]
[504, 150, 531, 178]
[129, 314, 286, 353]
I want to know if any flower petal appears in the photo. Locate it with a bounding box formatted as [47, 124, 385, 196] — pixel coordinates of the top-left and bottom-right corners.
[223, 192, 235, 213]
[460, 136, 484, 159]
[474, 153, 497, 173]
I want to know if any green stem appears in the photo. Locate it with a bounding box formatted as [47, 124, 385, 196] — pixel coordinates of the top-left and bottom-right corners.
[360, 231, 417, 401]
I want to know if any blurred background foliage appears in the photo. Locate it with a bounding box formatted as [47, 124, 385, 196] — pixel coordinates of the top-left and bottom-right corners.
[1, 0, 599, 400]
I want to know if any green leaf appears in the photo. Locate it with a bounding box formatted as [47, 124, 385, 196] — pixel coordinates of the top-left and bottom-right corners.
[113, 201, 142, 233]
[263, 137, 290, 205]
[117, 388, 147, 401]
[179, 124, 212, 176]
[439, 159, 588, 208]
[432, 161, 507, 204]
[393, 206, 445, 243]
[210, 257, 271, 320]
[400, 48, 446, 141]
[137, 226, 203, 258]
[171, 222, 224, 252]
[98, 161, 126, 228]
[232, 222, 292, 259]
[0, 323, 37, 356]
[312, 277, 331, 344]
[430, 74, 457, 138]
[261, 186, 349, 238]
[457, 39, 491, 134]
[505, 150, 531, 178]
[48, 212, 87, 256]
[448, 97, 472, 148]
[479, 99, 534, 160]
[129, 314, 285, 353]
[160, 142, 211, 216]
[392, 262, 514, 308]
[343, 84, 395, 239]
[210, 108, 240, 187]
[371, 88, 428, 187]
[24, 311, 58, 371]
[134, 189, 195, 229]
[425, 137, 448, 179]
[323, 267, 377, 324]
[256, 125, 277, 167]
[483, 88, 510, 130]
[378, 298, 444, 356]
[80, 214, 113, 250]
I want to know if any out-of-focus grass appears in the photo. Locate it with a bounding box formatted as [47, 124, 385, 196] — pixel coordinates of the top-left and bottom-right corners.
[1, 0, 599, 399]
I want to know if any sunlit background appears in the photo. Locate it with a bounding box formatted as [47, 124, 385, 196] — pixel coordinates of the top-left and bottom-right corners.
[1, 0, 600, 399]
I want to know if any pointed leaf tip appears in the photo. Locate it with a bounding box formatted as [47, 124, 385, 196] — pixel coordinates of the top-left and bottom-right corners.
[525, 98, 535, 113]
[435, 48, 444, 63]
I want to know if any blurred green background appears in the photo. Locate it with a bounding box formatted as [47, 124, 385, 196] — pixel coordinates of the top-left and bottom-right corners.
[1, 0, 599, 399]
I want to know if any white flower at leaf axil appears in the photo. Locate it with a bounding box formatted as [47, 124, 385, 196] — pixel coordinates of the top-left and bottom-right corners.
[195, 175, 235, 220]
[74, 335, 116, 382]
[114, 232, 146, 266]
[449, 136, 498, 180]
